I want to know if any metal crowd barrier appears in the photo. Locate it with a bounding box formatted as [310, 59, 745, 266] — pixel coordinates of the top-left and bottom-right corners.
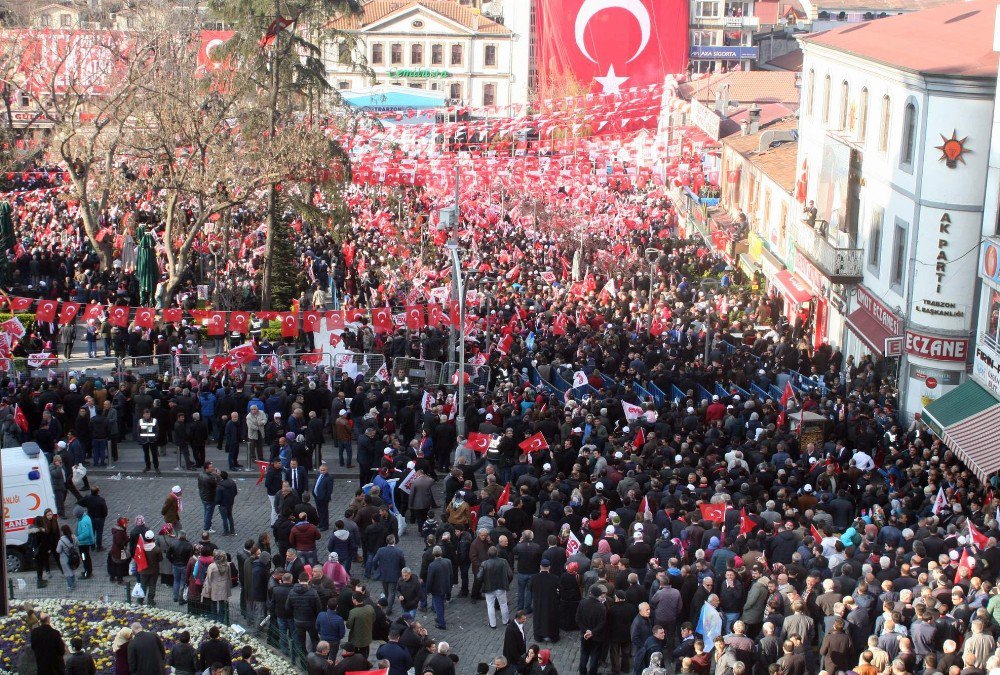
[391, 357, 443, 388]
[442, 361, 491, 391]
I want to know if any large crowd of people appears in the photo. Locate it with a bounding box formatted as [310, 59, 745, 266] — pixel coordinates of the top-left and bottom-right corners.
[2, 93, 999, 675]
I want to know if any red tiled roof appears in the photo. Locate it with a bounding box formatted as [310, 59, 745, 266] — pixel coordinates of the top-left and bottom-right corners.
[326, 0, 511, 34]
[805, 0, 998, 78]
[679, 71, 801, 106]
[814, 0, 958, 11]
[766, 49, 803, 71]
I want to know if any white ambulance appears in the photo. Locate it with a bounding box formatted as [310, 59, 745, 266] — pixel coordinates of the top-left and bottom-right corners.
[2, 443, 57, 572]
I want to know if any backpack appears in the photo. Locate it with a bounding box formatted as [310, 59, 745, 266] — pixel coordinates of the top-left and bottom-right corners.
[64, 538, 81, 569]
[192, 558, 209, 587]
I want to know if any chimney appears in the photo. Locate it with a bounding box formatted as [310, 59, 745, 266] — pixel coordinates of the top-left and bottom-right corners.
[748, 103, 761, 135]
[714, 83, 731, 118]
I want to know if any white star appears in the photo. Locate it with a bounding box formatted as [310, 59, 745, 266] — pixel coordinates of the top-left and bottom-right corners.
[594, 64, 629, 95]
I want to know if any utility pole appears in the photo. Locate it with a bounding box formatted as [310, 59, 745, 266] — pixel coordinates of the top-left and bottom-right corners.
[447, 164, 460, 364]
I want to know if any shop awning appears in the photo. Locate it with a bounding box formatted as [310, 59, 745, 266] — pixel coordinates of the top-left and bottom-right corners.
[845, 307, 893, 357]
[773, 269, 813, 305]
[738, 253, 760, 278]
[923, 380, 1000, 482]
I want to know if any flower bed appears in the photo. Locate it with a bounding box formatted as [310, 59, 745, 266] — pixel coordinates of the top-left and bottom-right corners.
[0, 600, 296, 674]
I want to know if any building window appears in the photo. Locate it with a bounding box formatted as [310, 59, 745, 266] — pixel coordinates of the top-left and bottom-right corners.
[900, 101, 917, 166]
[449, 82, 462, 100]
[60, 13, 72, 27]
[821, 75, 831, 124]
[338, 81, 351, 90]
[411, 44, 423, 65]
[485, 44, 497, 67]
[858, 88, 869, 143]
[431, 44, 444, 65]
[696, 1, 720, 17]
[890, 220, 907, 288]
[867, 206, 883, 271]
[483, 83, 497, 106]
[879, 95, 891, 152]
[806, 69, 814, 116]
[451, 44, 463, 65]
[391, 43, 403, 65]
[371, 44, 384, 64]
[985, 289, 1000, 346]
[39, 14, 51, 26]
[838, 81, 848, 130]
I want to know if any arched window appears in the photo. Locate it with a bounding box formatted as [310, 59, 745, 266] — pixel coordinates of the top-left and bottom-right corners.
[822, 74, 831, 124]
[838, 80, 849, 129]
[858, 88, 869, 142]
[878, 95, 891, 152]
[901, 101, 918, 165]
[806, 69, 815, 116]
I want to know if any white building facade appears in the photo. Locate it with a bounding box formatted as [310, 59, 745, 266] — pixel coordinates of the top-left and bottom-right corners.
[323, 1, 521, 108]
[797, 1, 996, 419]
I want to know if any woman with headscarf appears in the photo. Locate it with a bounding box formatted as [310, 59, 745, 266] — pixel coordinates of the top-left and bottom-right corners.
[530, 648, 558, 675]
[107, 516, 131, 584]
[558, 561, 582, 632]
[112, 626, 132, 675]
[154, 524, 176, 588]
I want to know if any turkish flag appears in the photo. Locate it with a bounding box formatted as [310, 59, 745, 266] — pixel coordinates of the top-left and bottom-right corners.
[12, 404, 28, 433]
[496, 482, 512, 508]
[810, 524, 823, 544]
[519, 432, 549, 454]
[255, 460, 269, 485]
[35, 299, 57, 324]
[780, 381, 796, 408]
[633, 427, 646, 450]
[699, 503, 726, 523]
[302, 311, 321, 333]
[496, 333, 513, 355]
[197, 30, 233, 74]
[329, 333, 343, 348]
[300, 350, 324, 365]
[280, 313, 299, 338]
[552, 313, 569, 336]
[536, 0, 689, 96]
[229, 311, 250, 334]
[427, 303, 445, 328]
[405, 305, 425, 330]
[372, 307, 393, 334]
[650, 316, 667, 336]
[955, 549, 972, 584]
[466, 432, 492, 454]
[202, 312, 224, 336]
[58, 302, 81, 325]
[108, 305, 130, 327]
[134, 307, 156, 329]
[8, 297, 34, 312]
[969, 520, 989, 550]
[82, 304, 104, 322]
[325, 310, 345, 332]
[133, 541, 149, 573]
[161, 308, 183, 324]
[344, 308, 365, 323]
[229, 343, 256, 365]
[739, 508, 756, 536]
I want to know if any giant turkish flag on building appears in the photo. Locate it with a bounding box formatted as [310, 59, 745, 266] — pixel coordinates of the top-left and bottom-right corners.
[536, 0, 689, 96]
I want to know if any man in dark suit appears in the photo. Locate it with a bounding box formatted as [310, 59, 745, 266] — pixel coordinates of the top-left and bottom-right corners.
[312, 462, 334, 531]
[307, 640, 334, 674]
[503, 611, 528, 669]
[30, 613, 66, 675]
[285, 458, 310, 496]
[128, 622, 167, 674]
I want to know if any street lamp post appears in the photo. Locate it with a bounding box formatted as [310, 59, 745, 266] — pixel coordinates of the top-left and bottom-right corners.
[645, 248, 660, 327]
[447, 244, 467, 437]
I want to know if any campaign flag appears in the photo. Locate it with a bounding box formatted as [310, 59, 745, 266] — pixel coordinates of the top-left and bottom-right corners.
[572, 370, 588, 388]
[622, 401, 643, 422]
[519, 432, 549, 454]
[497, 482, 512, 508]
[698, 502, 726, 523]
[255, 460, 269, 486]
[372, 307, 393, 334]
[134, 307, 156, 329]
[497, 334, 514, 355]
[0, 316, 26, 340]
[302, 311, 321, 333]
[35, 299, 57, 324]
[229, 312, 250, 334]
[12, 404, 28, 433]
[637, 495, 648, 514]
[162, 308, 183, 324]
[27, 352, 57, 368]
[541, 271, 557, 284]
[405, 305, 425, 330]
[398, 469, 418, 494]
[280, 312, 299, 338]
[421, 391, 435, 412]
[466, 432, 493, 454]
[598, 279, 616, 302]
[931, 486, 947, 516]
[536, 0, 689, 96]
[134, 541, 149, 573]
[969, 520, 989, 550]
[58, 302, 81, 325]
[633, 427, 646, 450]
[810, 524, 823, 544]
[566, 530, 582, 556]
[374, 363, 390, 382]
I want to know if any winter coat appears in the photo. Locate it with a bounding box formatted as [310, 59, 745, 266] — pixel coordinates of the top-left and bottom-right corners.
[286, 583, 322, 626]
[203, 560, 233, 602]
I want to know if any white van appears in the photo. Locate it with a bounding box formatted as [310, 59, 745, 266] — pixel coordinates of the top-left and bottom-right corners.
[2, 443, 57, 572]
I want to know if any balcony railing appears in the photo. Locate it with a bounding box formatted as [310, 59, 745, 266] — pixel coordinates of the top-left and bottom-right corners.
[794, 218, 863, 282]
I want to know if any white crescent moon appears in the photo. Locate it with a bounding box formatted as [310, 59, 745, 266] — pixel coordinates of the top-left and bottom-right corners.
[205, 39, 224, 58]
[575, 0, 651, 64]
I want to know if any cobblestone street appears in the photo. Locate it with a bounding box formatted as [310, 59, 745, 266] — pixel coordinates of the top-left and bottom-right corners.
[9, 463, 582, 674]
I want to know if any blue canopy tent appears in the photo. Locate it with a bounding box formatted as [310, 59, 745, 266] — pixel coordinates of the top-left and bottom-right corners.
[341, 85, 447, 124]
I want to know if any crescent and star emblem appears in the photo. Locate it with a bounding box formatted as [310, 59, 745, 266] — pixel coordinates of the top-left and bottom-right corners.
[574, 0, 651, 94]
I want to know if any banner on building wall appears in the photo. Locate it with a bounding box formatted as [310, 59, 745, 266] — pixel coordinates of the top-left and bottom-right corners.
[536, 0, 689, 96]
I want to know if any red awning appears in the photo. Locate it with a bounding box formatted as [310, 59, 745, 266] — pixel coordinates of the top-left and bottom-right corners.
[773, 270, 813, 305]
[845, 307, 893, 357]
